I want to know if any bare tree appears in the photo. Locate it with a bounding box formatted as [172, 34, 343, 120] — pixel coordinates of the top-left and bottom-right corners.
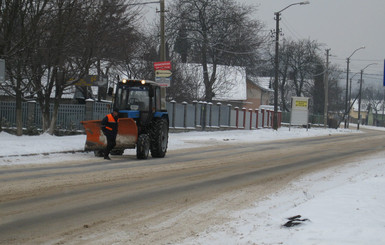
[362, 86, 385, 125]
[1, 0, 147, 134]
[287, 39, 321, 97]
[167, 0, 265, 102]
[267, 38, 323, 112]
[0, 0, 50, 135]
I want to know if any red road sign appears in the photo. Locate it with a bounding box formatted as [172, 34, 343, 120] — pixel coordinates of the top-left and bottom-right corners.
[154, 61, 171, 70]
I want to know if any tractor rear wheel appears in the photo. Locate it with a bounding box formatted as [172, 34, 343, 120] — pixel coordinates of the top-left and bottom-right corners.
[150, 118, 169, 158]
[136, 134, 150, 159]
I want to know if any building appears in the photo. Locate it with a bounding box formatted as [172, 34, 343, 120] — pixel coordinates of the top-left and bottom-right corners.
[245, 77, 274, 109]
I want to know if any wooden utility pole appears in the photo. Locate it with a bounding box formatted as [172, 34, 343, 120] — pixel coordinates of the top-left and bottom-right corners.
[159, 0, 166, 61]
[324, 49, 330, 128]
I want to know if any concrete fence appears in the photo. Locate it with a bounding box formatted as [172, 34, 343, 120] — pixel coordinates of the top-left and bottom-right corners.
[0, 100, 281, 132]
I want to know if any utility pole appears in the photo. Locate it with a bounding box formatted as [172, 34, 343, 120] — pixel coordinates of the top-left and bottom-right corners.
[323, 49, 330, 128]
[159, 0, 166, 61]
[272, 1, 309, 130]
[273, 11, 280, 130]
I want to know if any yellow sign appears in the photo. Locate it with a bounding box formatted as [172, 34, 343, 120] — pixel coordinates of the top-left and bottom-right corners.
[295, 100, 308, 107]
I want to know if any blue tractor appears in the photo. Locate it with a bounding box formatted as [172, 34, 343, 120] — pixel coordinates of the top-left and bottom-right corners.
[82, 79, 169, 159]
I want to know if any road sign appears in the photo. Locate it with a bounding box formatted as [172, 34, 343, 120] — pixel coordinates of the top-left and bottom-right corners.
[0, 59, 5, 82]
[290, 97, 309, 130]
[155, 69, 172, 77]
[154, 61, 171, 70]
[155, 77, 171, 87]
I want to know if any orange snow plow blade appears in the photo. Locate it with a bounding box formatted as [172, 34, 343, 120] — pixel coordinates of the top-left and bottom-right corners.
[81, 118, 138, 151]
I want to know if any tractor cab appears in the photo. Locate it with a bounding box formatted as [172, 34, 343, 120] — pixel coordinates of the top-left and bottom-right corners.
[114, 79, 167, 128]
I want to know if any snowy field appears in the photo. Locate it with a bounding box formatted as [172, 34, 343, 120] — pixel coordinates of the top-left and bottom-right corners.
[1, 126, 385, 244]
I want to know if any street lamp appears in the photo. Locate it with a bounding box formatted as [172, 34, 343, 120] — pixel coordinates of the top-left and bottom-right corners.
[344, 46, 365, 128]
[357, 63, 377, 130]
[273, 1, 310, 130]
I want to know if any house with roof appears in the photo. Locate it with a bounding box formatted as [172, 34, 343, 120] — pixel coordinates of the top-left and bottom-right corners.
[177, 63, 273, 108]
[350, 99, 385, 126]
[245, 77, 274, 109]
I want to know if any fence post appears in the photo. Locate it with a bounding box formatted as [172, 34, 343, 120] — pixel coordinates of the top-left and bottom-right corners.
[193, 100, 198, 128]
[242, 107, 246, 129]
[235, 107, 239, 128]
[267, 110, 270, 128]
[227, 104, 232, 128]
[27, 101, 36, 126]
[249, 109, 253, 130]
[200, 101, 207, 131]
[217, 102, 222, 128]
[182, 101, 187, 128]
[255, 109, 259, 129]
[171, 100, 176, 128]
[261, 109, 265, 128]
[208, 102, 213, 128]
[85, 99, 94, 121]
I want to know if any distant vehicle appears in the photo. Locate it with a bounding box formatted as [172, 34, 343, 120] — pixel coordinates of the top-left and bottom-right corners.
[81, 79, 169, 159]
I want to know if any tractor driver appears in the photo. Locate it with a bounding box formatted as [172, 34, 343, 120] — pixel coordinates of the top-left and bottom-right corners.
[101, 107, 119, 160]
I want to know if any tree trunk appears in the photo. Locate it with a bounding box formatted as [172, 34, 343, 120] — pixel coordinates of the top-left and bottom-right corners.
[48, 100, 59, 135]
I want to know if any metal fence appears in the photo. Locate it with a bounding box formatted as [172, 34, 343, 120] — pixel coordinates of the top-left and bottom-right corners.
[0, 100, 281, 132]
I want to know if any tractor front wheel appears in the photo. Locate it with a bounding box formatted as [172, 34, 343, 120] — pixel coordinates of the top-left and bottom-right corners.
[150, 118, 169, 158]
[136, 134, 150, 159]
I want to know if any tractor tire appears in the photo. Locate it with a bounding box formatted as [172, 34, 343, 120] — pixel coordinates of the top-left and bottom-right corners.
[150, 118, 169, 158]
[136, 134, 150, 160]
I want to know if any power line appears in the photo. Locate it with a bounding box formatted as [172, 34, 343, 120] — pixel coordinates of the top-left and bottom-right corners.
[280, 17, 304, 41]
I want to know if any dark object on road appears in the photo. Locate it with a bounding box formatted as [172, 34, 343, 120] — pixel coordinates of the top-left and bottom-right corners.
[282, 215, 310, 227]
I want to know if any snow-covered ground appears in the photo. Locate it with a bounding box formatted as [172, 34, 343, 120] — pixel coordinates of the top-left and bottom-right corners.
[1, 126, 385, 244]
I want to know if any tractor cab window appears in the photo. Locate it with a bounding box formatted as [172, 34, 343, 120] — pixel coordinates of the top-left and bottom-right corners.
[115, 88, 130, 110]
[127, 86, 150, 111]
[115, 85, 150, 111]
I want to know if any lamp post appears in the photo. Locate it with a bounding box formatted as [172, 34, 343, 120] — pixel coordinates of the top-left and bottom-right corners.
[357, 63, 377, 130]
[273, 1, 309, 130]
[344, 46, 365, 128]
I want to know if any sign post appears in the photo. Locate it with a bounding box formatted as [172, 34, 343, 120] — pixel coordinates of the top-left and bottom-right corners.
[154, 61, 172, 87]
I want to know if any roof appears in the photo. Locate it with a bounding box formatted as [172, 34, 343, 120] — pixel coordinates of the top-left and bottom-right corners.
[248, 76, 274, 92]
[178, 63, 247, 101]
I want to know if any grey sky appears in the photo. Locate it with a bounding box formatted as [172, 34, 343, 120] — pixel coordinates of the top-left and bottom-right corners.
[241, 0, 384, 86]
[144, 0, 385, 86]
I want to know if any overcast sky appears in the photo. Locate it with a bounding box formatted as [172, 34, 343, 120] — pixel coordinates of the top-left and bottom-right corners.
[143, 0, 385, 87]
[240, 0, 384, 86]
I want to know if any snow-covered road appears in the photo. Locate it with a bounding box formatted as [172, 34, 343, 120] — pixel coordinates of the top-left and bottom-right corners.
[1, 126, 385, 244]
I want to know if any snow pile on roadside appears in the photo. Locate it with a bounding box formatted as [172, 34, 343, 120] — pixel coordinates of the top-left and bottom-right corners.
[0, 131, 85, 156]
